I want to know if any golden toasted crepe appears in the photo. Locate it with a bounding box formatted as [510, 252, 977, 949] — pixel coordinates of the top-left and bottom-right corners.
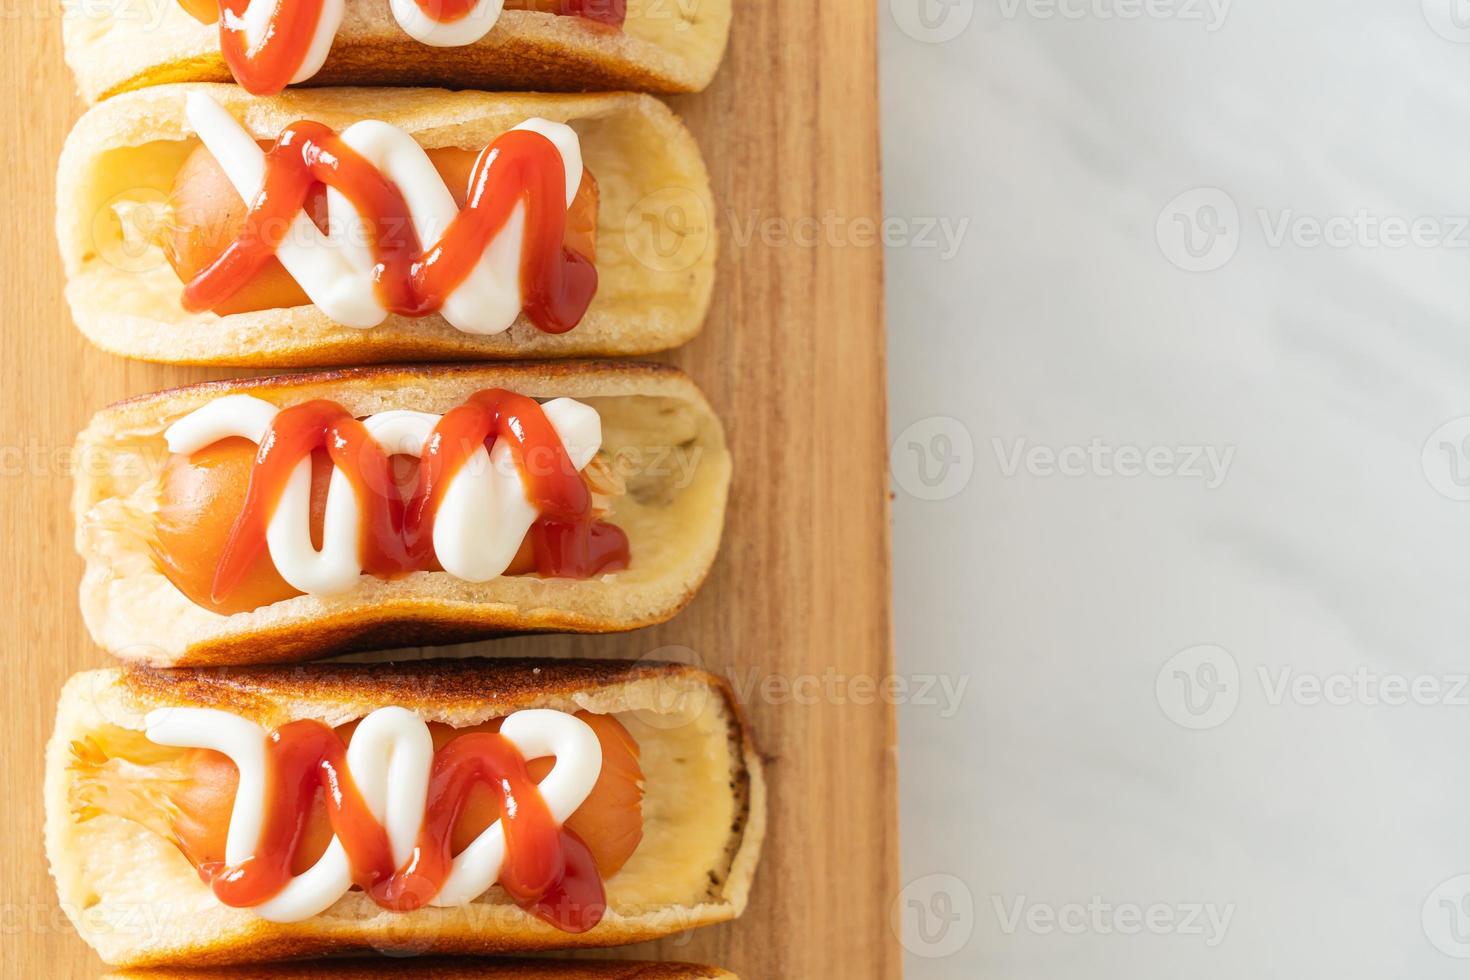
[73, 363, 730, 666]
[105, 957, 737, 979]
[57, 84, 716, 366]
[48, 658, 765, 967]
[64, 2, 733, 104]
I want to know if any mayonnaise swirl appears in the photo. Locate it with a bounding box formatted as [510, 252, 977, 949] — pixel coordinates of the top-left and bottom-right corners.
[389, 0, 507, 46]
[184, 92, 584, 335]
[230, 0, 508, 86]
[144, 705, 603, 921]
[162, 393, 602, 596]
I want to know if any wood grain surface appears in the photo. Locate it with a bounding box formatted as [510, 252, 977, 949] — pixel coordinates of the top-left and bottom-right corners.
[0, 2, 896, 977]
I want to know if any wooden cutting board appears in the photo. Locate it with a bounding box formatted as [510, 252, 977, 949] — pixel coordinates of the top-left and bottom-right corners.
[0, 3, 896, 977]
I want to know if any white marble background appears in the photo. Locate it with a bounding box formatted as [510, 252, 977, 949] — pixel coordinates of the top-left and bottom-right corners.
[880, 1, 1470, 976]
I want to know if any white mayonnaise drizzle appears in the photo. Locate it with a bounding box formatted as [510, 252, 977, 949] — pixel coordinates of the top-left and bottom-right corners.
[144, 705, 603, 921]
[183, 93, 584, 335]
[162, 394, 602, 597]
[226, 0, 508, 84]
[389, 0, 506, 46]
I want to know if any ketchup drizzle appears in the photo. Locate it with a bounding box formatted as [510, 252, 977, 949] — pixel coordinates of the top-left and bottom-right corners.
[211, 400, 410, 603]
[190, 0, 628, 96]
[560, 0, 627, 27]
[200, 719, 606, 932]
[181, 123, 597, 335]
[210, 389, 629, 605]
[405, 387, 591, 559]
[216, 0, 328, 96]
